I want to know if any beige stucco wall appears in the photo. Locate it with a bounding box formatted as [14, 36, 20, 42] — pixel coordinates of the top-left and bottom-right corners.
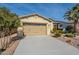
[20, 15, 53, 35]
[46, 22, 53, 35]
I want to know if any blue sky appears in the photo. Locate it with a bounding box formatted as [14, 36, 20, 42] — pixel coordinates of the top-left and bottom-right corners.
[0, 3, 76, 22]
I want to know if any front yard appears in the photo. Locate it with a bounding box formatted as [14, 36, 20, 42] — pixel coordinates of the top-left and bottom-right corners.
[51, 27, 79, 48]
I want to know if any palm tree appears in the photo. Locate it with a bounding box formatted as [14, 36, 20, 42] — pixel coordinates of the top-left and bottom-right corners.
[64, 4, 79, 33]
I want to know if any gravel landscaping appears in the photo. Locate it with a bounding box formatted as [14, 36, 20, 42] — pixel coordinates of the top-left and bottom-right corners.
[1, 39, 20, 55]
[0, 33, 20, 55]
[58, 35, 79, 48]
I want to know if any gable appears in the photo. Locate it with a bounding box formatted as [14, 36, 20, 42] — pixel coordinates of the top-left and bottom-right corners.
[20, 14, 52, 23]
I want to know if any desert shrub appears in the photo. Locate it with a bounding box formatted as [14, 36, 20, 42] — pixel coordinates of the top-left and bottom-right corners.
[51, 27, 56, 33]
[53, 33, 61, 37]
[51, 28, 64, 34]
[65, 33, 74, 37]
[58, 30, 64, 34]
[52, 28, 63, 37]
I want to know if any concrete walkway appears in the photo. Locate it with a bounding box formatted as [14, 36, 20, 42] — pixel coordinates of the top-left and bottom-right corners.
[14, 36, 79, 55]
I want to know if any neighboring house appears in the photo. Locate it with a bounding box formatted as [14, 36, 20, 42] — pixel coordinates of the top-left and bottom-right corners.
[53, 20, 79, 34]
[19, 14, 54, 36]
[53, 20, 72, 30]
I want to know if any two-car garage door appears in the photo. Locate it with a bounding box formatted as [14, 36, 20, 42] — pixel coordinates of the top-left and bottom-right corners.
[23, 23, 47, 35]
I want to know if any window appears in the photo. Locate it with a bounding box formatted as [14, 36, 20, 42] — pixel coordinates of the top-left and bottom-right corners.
[60, 24, 63, 27]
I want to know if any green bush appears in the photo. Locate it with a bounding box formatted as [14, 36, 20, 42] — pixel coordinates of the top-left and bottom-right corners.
[51, 28, 64, 37]
[51, 27, 56, 33]
[53, 33, 61, 37]
[51, 28, 64, 34]
[58, 30, 64, 34]
[65, 33, 74, 37]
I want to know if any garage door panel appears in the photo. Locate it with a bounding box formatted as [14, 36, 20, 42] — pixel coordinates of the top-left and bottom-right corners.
[23, 23, 47, 35]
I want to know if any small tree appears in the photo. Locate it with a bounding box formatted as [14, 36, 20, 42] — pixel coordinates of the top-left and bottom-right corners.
[0, 7, 20, 50]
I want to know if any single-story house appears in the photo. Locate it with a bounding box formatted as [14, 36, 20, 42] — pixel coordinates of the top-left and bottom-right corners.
[53, 20, 73, 30]
[19, 14, 54, 36]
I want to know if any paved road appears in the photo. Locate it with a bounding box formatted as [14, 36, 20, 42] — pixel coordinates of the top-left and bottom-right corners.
[14, 36, 79, 55]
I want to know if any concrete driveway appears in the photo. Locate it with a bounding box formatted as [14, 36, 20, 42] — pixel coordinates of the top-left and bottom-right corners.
[14, 36, 79, 55]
